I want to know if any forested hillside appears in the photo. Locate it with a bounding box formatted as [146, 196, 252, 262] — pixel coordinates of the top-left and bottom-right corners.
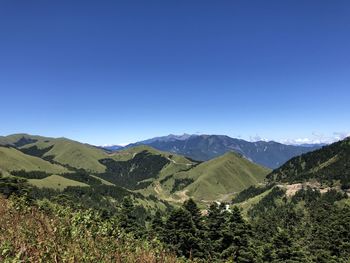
[267, 137, 350, 188]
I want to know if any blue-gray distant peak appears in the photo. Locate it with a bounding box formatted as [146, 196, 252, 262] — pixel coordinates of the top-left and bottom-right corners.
[124, 134, 323, 169]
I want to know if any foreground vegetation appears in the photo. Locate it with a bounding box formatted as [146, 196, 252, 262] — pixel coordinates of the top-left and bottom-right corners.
[1, 174, 350, 262]
[0, 196, 179, 263]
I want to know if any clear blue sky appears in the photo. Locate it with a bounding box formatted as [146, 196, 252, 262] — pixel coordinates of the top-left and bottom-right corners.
[1, 1, 349, 145]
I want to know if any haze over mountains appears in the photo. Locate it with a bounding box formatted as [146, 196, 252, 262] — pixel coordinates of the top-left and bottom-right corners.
[118, 134, 323, 169]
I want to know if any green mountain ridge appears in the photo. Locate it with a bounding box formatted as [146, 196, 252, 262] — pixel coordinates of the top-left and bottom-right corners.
[0, 146, 69, 176]
[0, 133, 109, 172]
[140, 151, 271, 203]
[0, 133, 271, 205]
[177, 152, 270, 201]
[230, 137, 350, 220]
[266, 137, 350, 187]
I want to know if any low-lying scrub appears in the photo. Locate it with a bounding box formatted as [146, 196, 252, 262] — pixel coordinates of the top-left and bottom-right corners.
[0, 196, 180, 263]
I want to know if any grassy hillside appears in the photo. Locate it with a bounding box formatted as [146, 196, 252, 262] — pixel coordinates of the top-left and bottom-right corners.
[182, 152, 270, 201]
[142, 152, 270, 203]
[0, 135, 195, 208]
[1, 134, 272, 206]
[266, 137, 350, 187]
[95, 146, 196, 190]
[20, 137, 108, 172]
[109, 145, 164, 161]
[0, 146, 68, 175]
[111, 145, 196, 164]
[28, 174, 89, 190]
[232, 138, 350, 218]
[105, 145, 197, 180]
[1, 134, 196, 175]
[0, 133, 46, 147]
[0, 134, 112, 172]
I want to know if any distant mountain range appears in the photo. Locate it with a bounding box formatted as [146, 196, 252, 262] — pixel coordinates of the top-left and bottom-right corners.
[121, 134, 323, 169]
[102, 134, 193, 152]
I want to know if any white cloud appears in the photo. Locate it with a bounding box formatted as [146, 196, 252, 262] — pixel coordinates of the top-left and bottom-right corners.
[281, 131, 350, 145]
[249, 135, 269, 142]
[101, 143, 129, 147]
[333, 132, 350, 141]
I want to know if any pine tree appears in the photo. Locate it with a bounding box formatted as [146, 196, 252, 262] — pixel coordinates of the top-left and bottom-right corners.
[206, 202, 229, 257]
[221, 206, 256, 262]
[118, 196, 139, 234]
[151, 210, 165, 239]
[163, 207, 202, 258]
[271, 230, 310, 263]
[183, 198, 202, 229]
[183, 198, 212, 258]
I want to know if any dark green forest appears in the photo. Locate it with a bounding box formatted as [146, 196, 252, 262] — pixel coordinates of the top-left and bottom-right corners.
[98, 150, 170, 189]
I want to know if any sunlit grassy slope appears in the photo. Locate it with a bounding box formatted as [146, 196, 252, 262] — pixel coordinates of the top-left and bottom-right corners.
[1, 134, 196, 175]
[140, 151, 271, 203]
[0, 134, 46, 146]
[0, 135, 196, 195]
[0, 134, 109, 172]
[21, 138, 108, 172]
[177, 152, 270, 201]
[0, 146, 68, 174]
[28, 174, 89, 190]
[16, 136, 194, 174]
